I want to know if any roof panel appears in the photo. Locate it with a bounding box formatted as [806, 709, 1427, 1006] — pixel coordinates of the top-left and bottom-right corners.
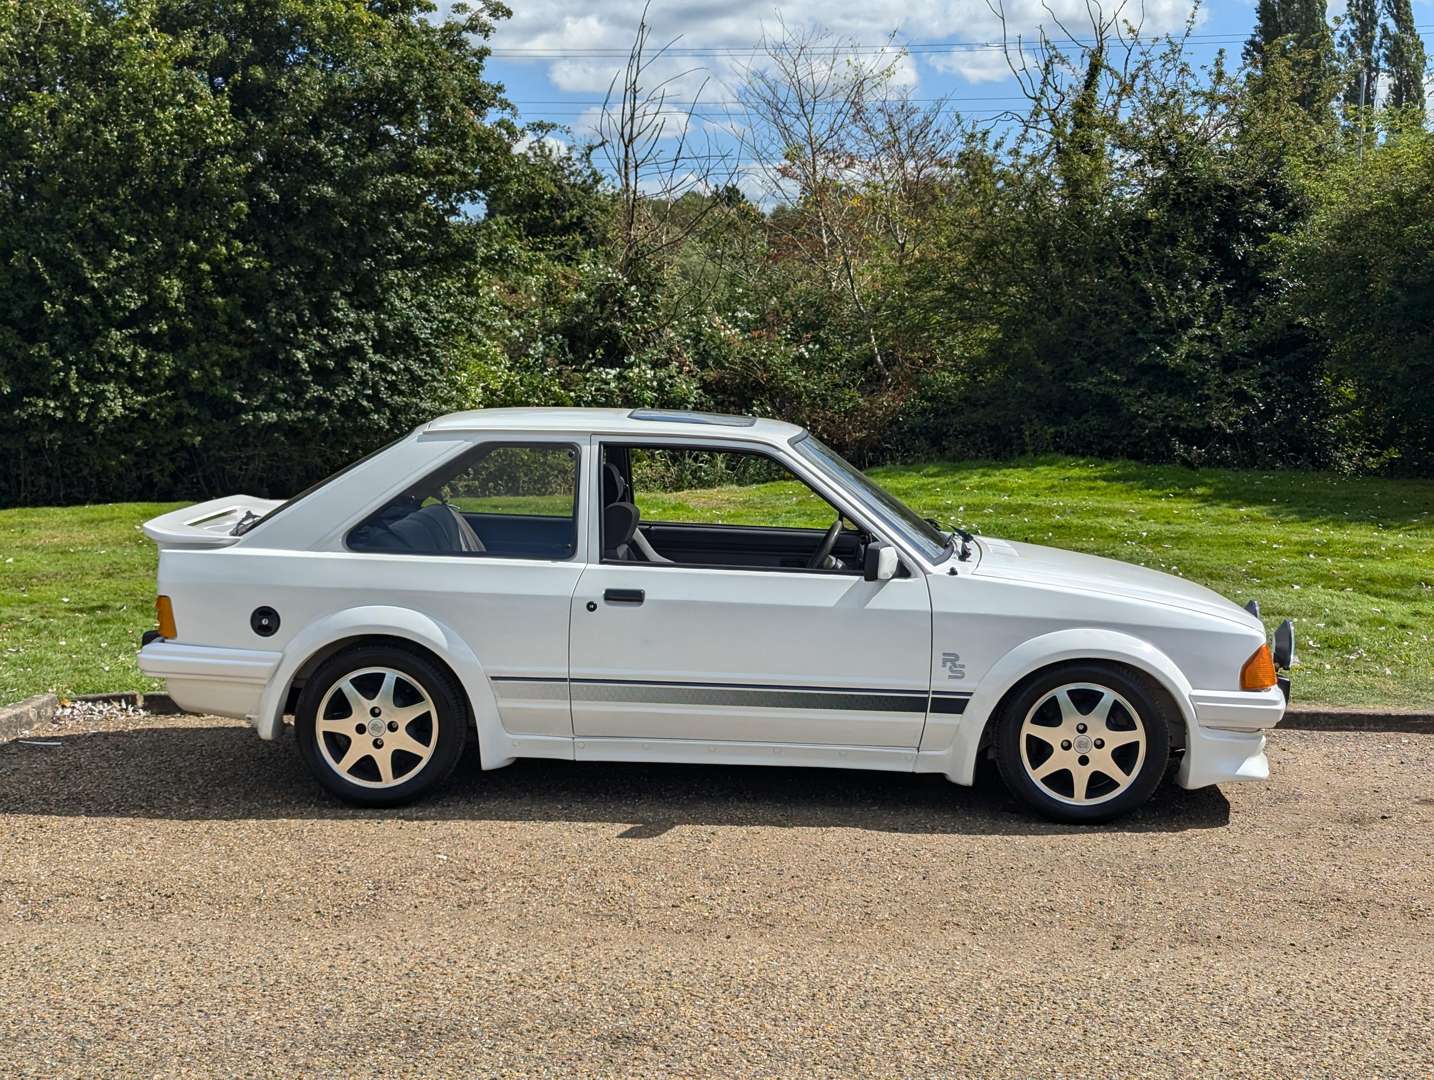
[424, 407, 802, 442]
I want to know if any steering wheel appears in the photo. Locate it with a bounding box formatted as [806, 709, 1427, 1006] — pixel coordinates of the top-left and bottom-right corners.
[807, 516, 843, 569]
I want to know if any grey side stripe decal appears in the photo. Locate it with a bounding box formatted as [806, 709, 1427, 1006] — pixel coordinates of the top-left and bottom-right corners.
[491, 676, 974, 715]
[576, 681, 927, 713]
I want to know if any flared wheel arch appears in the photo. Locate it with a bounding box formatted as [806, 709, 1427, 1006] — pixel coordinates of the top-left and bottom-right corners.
[978, 657, 1188, 759]
[279, 633, 478, 760]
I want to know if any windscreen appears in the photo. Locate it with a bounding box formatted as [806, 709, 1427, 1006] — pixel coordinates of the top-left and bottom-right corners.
[791, 435, 948, 562]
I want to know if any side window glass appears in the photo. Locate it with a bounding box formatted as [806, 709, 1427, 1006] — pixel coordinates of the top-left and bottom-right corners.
[349, 443, 578, 558]
[600, 444, 863, 572]
[626, 447, 835, 528]
[443, 446, 576, 519]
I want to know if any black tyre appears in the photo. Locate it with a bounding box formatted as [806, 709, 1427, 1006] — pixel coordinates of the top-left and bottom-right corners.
[295, 645, 467, 807]
[993, 664, 1171, 824]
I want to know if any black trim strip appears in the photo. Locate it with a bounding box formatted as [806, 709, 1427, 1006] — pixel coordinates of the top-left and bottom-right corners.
[930, 694, 971, 715]
[573, 676, 929, 696]
[597, 556, 864, 577]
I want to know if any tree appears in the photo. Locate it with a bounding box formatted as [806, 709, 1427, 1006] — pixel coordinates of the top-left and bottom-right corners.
[1, 0, 513, 504]
[1380, 0, 1427, 114]
[152, 0, 511, 491]
[595, 3, 735, 281]
[0, 0, 242, 503]
[1244, 0, 1338, 114]
[1288, 129, 1434, 472]
[738, 21, 896, 320]
[1340, 0, 1426, 121]
[1340, 0, 1380, 114]
[481, 123, 607, 255]
[732, 22, 962, 446]
[891, 4, 1348, 468]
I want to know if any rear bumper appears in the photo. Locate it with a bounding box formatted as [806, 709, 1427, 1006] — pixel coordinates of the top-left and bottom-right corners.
[138, 641, 281, 721]
[1176, 686, 1286, 789]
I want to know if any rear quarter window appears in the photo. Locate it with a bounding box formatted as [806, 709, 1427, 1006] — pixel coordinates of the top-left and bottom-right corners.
[347, 442, 580, 559]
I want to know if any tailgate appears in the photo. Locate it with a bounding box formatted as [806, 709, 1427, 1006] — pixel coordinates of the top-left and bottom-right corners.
[142, 495, 283, 549]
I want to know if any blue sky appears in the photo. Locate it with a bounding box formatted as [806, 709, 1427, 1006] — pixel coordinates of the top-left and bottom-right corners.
[480, 0, 1433, 180]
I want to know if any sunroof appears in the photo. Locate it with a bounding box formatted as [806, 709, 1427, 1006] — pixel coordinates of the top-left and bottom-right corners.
[628, 409, 757, 427]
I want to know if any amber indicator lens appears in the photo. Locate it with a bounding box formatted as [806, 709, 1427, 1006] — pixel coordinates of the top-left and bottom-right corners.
[1240, 643, 1277, 691]
[156, 595, 178, 640]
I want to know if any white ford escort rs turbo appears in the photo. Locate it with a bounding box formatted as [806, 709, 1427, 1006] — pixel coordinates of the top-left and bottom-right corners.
[138, 408, 1295, 822]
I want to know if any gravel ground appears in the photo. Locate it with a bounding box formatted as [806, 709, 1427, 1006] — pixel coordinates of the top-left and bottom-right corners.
[1, 709, 1431, 1078]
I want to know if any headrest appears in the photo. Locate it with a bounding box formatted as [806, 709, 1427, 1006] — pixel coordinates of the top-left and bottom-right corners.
[602, 462, 628, 505]
[603, 501, 639, 554]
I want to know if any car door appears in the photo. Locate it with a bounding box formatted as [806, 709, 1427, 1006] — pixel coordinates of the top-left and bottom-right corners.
[568, 438, 933, 750]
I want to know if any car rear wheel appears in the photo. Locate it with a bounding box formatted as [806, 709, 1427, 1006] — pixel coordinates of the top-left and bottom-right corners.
[993, 664, 1171, 823]
[295, 646, 467, 807]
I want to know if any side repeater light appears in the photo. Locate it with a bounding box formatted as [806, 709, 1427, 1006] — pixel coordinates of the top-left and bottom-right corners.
[156, 595, 178, 640]
[1240, 643, 1278, 691]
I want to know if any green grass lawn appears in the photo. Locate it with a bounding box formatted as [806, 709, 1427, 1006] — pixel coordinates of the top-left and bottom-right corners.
[2, 457, 1431, 708]
[0, 501, 182, 704]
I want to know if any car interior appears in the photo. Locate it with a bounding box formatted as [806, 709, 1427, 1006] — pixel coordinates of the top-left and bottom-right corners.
[600, 445, 869, 573]
[345, 441, 873, 572]
[350, 495, 580, 559]
[347, 443, 581, 559]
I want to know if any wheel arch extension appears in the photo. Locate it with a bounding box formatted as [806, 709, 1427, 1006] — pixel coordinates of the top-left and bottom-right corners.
[253, 606, 515, 767]
[932, 629, 1196, 785]
[975, 657, 1188, 754]
[284, 634, 469, 718]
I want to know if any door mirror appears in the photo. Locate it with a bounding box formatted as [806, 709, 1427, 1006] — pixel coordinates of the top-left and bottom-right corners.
[863, 541, 899, 582]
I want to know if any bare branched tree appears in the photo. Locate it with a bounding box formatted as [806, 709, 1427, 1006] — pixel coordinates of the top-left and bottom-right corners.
[596, 2, 737, 279]
[852, 88, 964, 262]
[986, 0, 1195, 170]
[738, 22, 888, 300]
[738, 22, 963, 374]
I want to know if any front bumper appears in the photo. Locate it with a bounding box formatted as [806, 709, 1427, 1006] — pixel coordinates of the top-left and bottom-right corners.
[1176, 685, 1286, 789]
[1188, 686, 1287, 733]
[138, 640, 281, 720]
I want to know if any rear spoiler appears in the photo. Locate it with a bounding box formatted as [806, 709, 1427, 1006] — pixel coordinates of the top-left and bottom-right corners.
[142, 495, 283, 550]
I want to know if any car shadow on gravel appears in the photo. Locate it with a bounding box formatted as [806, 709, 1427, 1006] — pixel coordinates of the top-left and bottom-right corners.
[0, 724, 1230, 835]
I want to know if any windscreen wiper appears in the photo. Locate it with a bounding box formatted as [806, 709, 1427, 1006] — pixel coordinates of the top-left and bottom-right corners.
[930, 518, 974, 562]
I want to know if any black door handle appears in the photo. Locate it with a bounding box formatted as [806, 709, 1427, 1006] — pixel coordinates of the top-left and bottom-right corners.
[603, 588, 645, 605]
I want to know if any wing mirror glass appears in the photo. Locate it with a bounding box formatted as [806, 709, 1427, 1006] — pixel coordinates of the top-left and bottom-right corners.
[864, 541, 899, 582]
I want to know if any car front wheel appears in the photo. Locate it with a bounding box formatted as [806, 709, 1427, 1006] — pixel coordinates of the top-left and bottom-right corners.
[993, 664, 1171, 823]
[295, 646, 467, 807]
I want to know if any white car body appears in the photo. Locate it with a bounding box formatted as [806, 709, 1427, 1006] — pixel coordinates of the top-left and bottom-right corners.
[139, 408, 1287, 796]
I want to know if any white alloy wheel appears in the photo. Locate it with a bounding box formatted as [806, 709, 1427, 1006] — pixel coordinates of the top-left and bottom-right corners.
[1018, 682, 1148, 806]
[314, 666, 439, 789]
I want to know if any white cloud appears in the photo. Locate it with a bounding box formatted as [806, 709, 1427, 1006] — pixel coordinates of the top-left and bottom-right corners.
[484, 0, 1205, 92]
[513, 131, 571, 156]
